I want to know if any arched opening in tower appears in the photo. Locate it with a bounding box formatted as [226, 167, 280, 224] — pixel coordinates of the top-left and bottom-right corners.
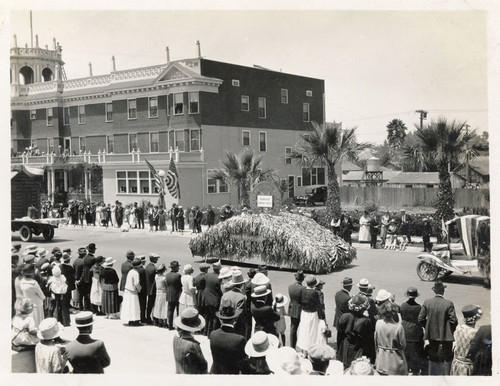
[19, 66, 34, 85]
[42, 67, 53, 82]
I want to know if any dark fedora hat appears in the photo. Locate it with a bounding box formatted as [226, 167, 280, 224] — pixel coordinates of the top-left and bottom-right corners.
[341, 277, 353, 286]
[94, 255, 105, 265]
[431, 280, 447, 292]
[216, 299, 242, 320]
[132, 258, 142, 267]
[170, 260, 180, 269]
[87, 243, 97, 251]
[405, 287, 420, 298]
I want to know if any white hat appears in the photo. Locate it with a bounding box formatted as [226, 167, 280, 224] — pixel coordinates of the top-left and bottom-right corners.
[375, 289, 392, 302]
[251, 272, 270, 286]
[244, 331, 279, 357]
[218, 266, 232, 279]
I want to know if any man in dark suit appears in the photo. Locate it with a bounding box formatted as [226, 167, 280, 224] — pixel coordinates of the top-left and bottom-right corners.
[193, 263, 209, 330]
[204, 260, 223, 337]
[137, 255, 148, 323]
[288, 270, 305, 349]
[134, 202, 145, 229]
[120, 250, 135, 292]
[221, 270, 248, 337]
[210, 299, 247, 374]
[66, 311, 111, 373]
[400, 209, 412, 243]
[165, 260, 182, 330]
[251, 285, 280, 336]
[418, 280, 458, 375]
[334, 277, 353, 329]
[170, 203, 179, 232]
[73, 247, 86, 310]
[145, 253, 159, 325]
[60, 253, 75, 326]
[82, 243, 97, 311]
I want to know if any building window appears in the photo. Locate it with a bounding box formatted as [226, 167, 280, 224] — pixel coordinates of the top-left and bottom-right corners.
[78, 105, 85, 124]
[47, 138, 55, 154]
[149, 97, 158, 118]
[79, 137, 86, 153]
[232, 79, 240, 87]
[150, 133, 159, 152]
[303, 103, 310, 122]
[241, 95, 249, 111]
[30, 109, 36, 120]
[63, 107, 70, 125]
[207, 172, 229, 194]
[306, 90, 313, 97]
[302, 167, 325, 186]
[106, 135, 114, 153]
[189, 92, 199, 114]
[106, 102, 113, 122]
[116, 170, 160, 195]
[46, 108, 53, 126]
[258, 97, 266, 119]
[281, 89, 288, 104]
[242, 130, 250, 146]
[174, 129, 185, 151]
[129, 134, 137, 152]
[297, 176, 302, 187]
[174, 93, 184, 115]
[128, 99, 137, 120]
[285, 147, 292, 164]
[190, 129, 201, 151]
[259, 132, 267, 152]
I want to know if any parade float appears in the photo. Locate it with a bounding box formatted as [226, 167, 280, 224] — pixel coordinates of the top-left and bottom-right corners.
[189, 182, 356, 273]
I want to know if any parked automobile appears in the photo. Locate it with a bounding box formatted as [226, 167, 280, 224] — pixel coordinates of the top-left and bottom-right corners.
[294, 186, 327, 206]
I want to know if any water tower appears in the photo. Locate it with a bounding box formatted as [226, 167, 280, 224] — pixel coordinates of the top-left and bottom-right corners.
[363, 157, 383, 187]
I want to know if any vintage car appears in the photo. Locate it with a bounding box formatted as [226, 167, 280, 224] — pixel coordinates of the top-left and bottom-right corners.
[294, 186, 327, 206]
[11, 217, 58, 242]
[416, 215, 490, 282]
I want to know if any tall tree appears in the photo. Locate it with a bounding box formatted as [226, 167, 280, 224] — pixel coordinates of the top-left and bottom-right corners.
[210, 149, 277, 207]
[386, 119, 408, 150]
[414, 117, 475, 222]
[291, 121, 371, 221]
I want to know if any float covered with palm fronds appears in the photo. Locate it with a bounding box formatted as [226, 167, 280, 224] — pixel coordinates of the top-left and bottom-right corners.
[189, 212, 356, 273]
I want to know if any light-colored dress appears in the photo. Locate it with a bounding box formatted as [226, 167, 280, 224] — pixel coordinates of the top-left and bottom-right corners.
[35, 341, 67, 373]
[374, 319, 408, 375]
[153, 275, 168, 319]
[129, 207, 136, 228]
[450, 324, 478, 375]
[179, 274, 196, 311]
[111, 205, 117, 227]
[90, 266, 103, 306]
[380, 215, 390, 245]
[274, 305, 287, 335]
[19, 277, 45, 328]
[12, 314, 39, 346]
[358, 215, 371, 242]
[121, 269, 141, 323]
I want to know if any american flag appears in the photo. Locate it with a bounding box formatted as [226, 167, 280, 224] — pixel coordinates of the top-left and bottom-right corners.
[145, 158, 166, 197]
[165, 157, 181, 199]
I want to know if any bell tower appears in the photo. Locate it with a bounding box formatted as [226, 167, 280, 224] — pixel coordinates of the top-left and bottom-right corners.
[10, 33, 65, 97]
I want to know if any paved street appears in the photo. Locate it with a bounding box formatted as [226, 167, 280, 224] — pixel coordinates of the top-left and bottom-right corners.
[11, 225, 491, 374]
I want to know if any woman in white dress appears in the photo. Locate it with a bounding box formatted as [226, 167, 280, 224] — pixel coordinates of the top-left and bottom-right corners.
[95, 202, 102, 227]
[153, 264, 168, 327]
[179, 264, 196, 312]
[121, 259, 142, 326]
[19, 265, 45, 328]
[111, 203, 117, 228]
[358, 211, 372, 243]
[90, 256, 104, 314]
[129, 205, 136, 228]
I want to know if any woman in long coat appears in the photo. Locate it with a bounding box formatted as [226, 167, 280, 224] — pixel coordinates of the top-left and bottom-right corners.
[374, 297, 408, 375]
[101, 257, 120, 318]
[337, 294, 373, 369]
[358, 211, 371, 243]
[450, 305, 482, 375]
[19, 265, 45, 328]
[173, 309, 208, 374]
[400, 287, 426, 375]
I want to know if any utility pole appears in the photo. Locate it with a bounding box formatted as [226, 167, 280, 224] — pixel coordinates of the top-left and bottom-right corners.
[415, 110, 427, 130]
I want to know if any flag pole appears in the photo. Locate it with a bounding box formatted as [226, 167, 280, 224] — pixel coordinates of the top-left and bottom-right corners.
[30, 10, 33, 48]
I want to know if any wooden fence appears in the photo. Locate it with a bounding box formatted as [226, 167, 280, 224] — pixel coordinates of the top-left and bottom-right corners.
[340, 187, 489, 210]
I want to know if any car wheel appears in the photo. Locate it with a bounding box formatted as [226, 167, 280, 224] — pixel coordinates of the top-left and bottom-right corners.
[20, 225, 32, 242]
[43, 227, 55, 241]
[416, 261, 439, 281]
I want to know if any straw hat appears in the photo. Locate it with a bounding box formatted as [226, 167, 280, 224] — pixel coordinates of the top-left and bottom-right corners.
[252, 285, 271, 298]
[218, 266, 232, 279]
[251, 272, 270, 286]
[74, 311, 95, 327]
[228, 270, 248, 286]
[37, 318, 63, 340]
[405, 287, 420, 298]
[274, 293, 289, 307]
[375, 289, 392, 303]
[173, 308, 206, 332]
[245, 331, 279, 357]
[102, 257, 116, 267]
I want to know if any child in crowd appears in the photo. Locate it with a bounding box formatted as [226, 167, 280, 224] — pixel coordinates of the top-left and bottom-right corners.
[47, 266, 68, 325]
[12, 298, 40, 350]
[273, 294, 288, 346]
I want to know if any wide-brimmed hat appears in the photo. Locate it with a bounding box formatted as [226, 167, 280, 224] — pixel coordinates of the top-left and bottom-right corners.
[74, 311, 95, 327]
[357, 278, 370, 289]
[23, 254, 35, 264]
[308, 344, 336, 363]
[132, 258, 142, 267]
[102, 257, 116, 267]
[126, 250, 135, 259]
[37, 318, 63, 340]
[138, 255, 146, 263]
[405, 287, 420, 298]
[305, 275, 319, 288]
[40, 262, 51, 272]
[375, 289, 392, 303]
[345, 356, 379, 376]
[274, 293, 289, 307]
[252, 285, 271, 298]
[462, 305, 483, 323]
[251, 272, 270, 286]
[183, 264, 194, 274]
[228, 270, 248, 286]
[432, 280, 447, 292]
[218, 266, 232, 279]
[348, 295, 369, 312]
[173, 308, 205, 332]
[341, 277, 353, 286]
[62, 253, 71, 262]
[266, 347, 312, 375]
[245, 331, 279, 357]
[216, 299, 242, 320]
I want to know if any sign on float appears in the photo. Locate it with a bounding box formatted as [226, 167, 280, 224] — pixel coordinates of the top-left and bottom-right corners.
[257, 195, 273, 208]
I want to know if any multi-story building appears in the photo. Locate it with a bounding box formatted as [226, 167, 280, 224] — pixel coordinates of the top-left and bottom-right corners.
[11, 35, 328, 208]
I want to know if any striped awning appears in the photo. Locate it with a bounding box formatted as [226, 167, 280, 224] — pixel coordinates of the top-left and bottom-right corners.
[450, 215, 490, 256]
[11, 165, 45, 178]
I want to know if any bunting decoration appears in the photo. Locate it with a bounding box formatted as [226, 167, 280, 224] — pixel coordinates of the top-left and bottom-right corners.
[145, 159, 166, 204]
[165, 157, 181, 199]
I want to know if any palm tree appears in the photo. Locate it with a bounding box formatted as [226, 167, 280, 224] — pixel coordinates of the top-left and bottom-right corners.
[291, 121, 371, 221]
[415, 117, 475, 222]
[210, 148, 277, 207]
[386, 119, 408, 150]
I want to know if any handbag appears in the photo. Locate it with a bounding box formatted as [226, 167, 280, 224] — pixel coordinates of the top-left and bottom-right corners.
[324, 325, 332, 338]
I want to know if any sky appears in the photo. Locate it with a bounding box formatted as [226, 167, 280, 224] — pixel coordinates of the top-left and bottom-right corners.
[6, 7, 491, 145]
